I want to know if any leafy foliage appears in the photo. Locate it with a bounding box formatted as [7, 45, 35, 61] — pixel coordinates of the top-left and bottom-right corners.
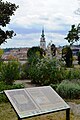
[0, 49, 4, 58]
[0, 0, 18, 45]
[29, 57, 65, 85]
[19, 62, 30, 79]
[0, 81, 24, 102]
[65, 25, 79, 45]
[64, 68, 80, 80]
[0, 49, 4, 70]
[27, 46, 45, 59]
[57, 80, 80, 99]
[62, 46, 73, 67]
[51, 44, 56, 57]
[27, 46, 46, 69]
[0, 61, 20, 85]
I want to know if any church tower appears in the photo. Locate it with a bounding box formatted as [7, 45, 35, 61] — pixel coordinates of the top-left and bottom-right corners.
[40, 28, 46, 50]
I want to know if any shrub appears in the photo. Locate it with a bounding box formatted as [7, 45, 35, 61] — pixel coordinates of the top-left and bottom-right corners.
[0, 81, 24, 92]
[50, 83, 58, 91]
[20, 62, 30, 79]
[0, 81, 24, 102]
[0, 61, 20, 85]
[56, 80, 80, 99]
[29, 57, 65, 85]
[65, 68, 80, 80]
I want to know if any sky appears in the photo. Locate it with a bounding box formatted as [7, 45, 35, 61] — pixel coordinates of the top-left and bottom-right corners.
[1, 0, 80, 48]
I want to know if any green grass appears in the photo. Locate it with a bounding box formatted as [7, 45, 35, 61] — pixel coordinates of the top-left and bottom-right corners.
[0, 102, 17, 120]
[0, 102, 80, 120]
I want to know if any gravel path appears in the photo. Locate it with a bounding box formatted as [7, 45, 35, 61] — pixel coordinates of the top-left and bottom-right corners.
[68, 102, 80, 116]
[15, 79, 39, 87]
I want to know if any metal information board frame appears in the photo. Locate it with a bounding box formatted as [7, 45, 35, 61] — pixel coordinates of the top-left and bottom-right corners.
[4, 86, 70, 120]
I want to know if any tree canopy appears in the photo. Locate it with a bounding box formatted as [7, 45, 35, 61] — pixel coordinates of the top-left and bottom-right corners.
[51, 44, 56, 57]
[27, 46, 45, 58]
[0, 48, 4, 58]
[0, 0, 18, 45]
[27, 46, 46, 65]
[65, 25, 79, 45]
[62, 46, 73, 67]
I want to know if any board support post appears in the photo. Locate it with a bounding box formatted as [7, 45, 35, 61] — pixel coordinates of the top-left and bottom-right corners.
[66, 108, 70, 120]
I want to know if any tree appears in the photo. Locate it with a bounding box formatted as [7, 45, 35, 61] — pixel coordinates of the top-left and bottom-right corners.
[51, 44, 56, 57]
[0, 0, 18, 45]
[27, 46, 45, 58]
[65, 25, 79, 45]
[0, 49, 4, 58]
[27, 46, 45, 65]
[62, 46, 73, 67]
[78, 52, 80, 65]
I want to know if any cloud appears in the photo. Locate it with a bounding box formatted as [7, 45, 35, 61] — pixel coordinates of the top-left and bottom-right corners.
[1, 33, 40, 48]
[1, 0, 80, 48]
[1, 31, 69, 48]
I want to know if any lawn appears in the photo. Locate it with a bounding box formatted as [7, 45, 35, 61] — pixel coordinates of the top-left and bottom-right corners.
[0, 102, 80, 120]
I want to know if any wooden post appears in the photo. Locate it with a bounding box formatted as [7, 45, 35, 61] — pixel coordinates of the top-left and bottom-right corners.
[66, 108, 70, 120]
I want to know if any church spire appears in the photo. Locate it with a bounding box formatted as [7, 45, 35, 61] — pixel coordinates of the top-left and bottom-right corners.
[41, 28, 45, 37]
[40, 27, 46, 50]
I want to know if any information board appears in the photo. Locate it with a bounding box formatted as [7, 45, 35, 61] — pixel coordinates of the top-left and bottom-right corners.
[4, 86, 70, 119]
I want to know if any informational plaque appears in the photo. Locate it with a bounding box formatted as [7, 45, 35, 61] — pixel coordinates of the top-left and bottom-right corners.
[4, 86, 70, 119]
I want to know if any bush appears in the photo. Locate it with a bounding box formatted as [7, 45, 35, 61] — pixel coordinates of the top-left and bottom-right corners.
[50, 83, 58, 91]
[65, 68, 80, 80]
[0, 81, 24, 92]
[56, 80, 80, 99]
[0, 61, 20, 85]
[29, 57, 65, 85]
[20, 62, 30, 79]
[0, 81, 24, 102]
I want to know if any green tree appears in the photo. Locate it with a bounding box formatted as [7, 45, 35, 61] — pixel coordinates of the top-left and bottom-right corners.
[27, 46, 45, 58]
[51, 44, 56, 57]
[65, 25, 79, 45]
[0, 49, 4, 70]
[0, 0, 18, 45]
[0, 61, 20, 85]
[27, 46, 45, 65]
[62, 46, 73, 67]
[78, 52, 80, 65]
[0, 49, 4, 58]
